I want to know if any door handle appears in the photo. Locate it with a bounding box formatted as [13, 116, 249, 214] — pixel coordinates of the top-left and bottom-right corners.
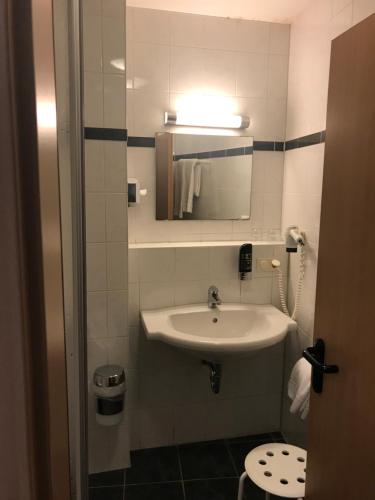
[303, 339, 339, 393]
[303, 347, 339, 373]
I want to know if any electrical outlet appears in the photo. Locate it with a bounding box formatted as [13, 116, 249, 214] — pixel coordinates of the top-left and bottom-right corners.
[256, 259, 274, 272]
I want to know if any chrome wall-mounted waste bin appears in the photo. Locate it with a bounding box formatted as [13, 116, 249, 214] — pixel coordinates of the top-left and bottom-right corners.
[93, 365, 126, 426]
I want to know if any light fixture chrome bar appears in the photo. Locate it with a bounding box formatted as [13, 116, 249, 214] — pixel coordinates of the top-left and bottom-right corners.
[164, 111, 250, 129]
[165, 111, 177, 125]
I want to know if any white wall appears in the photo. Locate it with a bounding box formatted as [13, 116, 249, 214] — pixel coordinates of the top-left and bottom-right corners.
[124, 6, 295, 451]
[127, 7, 290, 243]
[82, 0, 130, 473]
[128, 243, 289, 449]
[281, 0, 375, 445]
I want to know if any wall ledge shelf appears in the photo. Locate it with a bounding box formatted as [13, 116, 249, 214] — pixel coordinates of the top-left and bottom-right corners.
[129, 240, 285, 249]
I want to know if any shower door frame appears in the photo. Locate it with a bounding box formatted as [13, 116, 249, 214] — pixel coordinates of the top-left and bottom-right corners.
[64, 0, 89, 498]
[29, 0, 72, 496]
[31, 0, 90, 497]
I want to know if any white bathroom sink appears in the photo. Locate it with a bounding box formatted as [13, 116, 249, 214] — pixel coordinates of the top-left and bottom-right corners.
[141, 303, 296, 360]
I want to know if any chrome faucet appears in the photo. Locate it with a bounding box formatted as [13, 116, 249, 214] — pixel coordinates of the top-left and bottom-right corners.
[208, 285, 222, 309]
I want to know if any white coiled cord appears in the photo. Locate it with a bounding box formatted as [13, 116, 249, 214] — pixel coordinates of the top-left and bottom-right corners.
[276, 267, 289, 316]
[291, 244, 305, 321]
[274, 243, 305, 321]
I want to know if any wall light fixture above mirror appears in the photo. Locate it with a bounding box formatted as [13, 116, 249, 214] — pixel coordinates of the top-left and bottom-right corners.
[156, 132, 253, 221]
[164, 111, 250, 129]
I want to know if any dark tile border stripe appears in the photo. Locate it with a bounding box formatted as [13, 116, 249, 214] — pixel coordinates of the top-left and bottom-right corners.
[253, 141, 285, 151]
[125, 135, 286, 152]
[285, 131, 325, 151]
[127, 136, 156, 147]
[84, 129, 326, 152]
[274, 141, 285, 151]
[84, 127, 127, 141]
[174, 146, 253, 160]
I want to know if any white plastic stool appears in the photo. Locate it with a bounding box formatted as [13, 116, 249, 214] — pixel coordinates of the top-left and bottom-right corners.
[237, 443, 307, 500]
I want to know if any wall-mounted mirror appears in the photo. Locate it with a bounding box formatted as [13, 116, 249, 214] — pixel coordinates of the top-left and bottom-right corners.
[155, 133, 253, 220]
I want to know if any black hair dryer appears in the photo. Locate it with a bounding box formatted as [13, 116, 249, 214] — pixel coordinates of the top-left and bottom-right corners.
[239, 243, 252, 280]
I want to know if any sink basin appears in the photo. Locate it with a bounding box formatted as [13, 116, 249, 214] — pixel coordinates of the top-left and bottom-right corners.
[141, 303, 296, 360]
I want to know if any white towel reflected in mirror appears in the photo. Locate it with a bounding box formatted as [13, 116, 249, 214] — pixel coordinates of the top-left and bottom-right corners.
[173, 159, 209, 219]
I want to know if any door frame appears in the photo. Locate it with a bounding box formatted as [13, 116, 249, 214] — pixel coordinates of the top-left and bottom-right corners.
[0, 1, 70, 499]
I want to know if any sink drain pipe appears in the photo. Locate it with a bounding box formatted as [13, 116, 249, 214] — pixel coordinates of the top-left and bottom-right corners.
[202, 360, 222, 394]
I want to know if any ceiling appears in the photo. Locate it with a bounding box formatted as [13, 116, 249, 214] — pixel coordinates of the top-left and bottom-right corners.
[127, 0, 311, 23]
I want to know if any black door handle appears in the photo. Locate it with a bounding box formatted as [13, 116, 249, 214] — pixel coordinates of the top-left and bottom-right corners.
[303, 347, 339, 373]
[303, 339, 339, 393]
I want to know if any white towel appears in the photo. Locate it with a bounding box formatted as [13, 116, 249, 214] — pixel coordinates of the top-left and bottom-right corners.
[173, 159, 203, 218]
[193, 162, 202, 197]
[173, 161, 182, 218]
[288, 358, 311, 420]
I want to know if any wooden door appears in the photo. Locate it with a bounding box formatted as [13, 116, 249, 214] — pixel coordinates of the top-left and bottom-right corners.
[306, 14, 375, 500]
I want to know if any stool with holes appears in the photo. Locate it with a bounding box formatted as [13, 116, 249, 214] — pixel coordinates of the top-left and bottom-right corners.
[237, 443, 307, 500]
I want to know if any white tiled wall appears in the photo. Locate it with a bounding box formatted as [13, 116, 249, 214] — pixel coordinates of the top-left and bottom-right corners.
[83, 0, 130, 473]
[128, 148, 285, 243]
[80, 0, 375, 470]
[83, 0, 126, 128]
[126, 7, 290, 243]
[128, 243, 290, 449]
[281, 0, 375, 445]
[124, 7, 292, 451]
[127, 7, 290, 139]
